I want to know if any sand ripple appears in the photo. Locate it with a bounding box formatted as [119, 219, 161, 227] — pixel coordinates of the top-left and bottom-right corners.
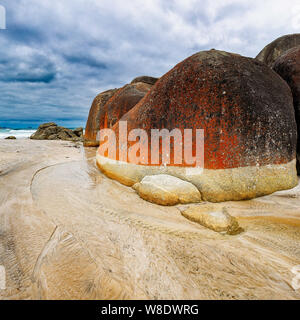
[1, 140, 300, 299]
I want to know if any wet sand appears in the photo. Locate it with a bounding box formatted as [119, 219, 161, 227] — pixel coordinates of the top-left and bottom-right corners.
[0, 139, 300, 300]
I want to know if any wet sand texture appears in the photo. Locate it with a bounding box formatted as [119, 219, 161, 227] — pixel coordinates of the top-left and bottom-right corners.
[0, 140, 300, 299]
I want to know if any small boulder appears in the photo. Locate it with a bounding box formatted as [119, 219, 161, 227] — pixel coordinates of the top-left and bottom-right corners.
[133, 174, 201, 206]
[5, 136, 16, 140]
[73, 127, 83, 138]
[180, 206, 243, 235]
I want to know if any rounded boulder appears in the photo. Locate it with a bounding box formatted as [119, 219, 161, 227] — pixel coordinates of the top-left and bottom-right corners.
[256, 33, 300, 66]
[272, 46, 300, 173]
[84, 82, 152, 147]
[131, 76, 158, 85]
[97, 50, 298, 202]
[84, 89, 118, 147]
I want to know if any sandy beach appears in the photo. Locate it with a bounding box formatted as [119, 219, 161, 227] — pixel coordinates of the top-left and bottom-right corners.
[0, 139, 299, 300]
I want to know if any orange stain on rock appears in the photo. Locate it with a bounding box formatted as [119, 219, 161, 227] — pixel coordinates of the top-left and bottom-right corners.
[98, 50, 297, 170]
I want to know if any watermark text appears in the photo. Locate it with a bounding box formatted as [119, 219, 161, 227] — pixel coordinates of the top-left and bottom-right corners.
[97, 121, 204, 170]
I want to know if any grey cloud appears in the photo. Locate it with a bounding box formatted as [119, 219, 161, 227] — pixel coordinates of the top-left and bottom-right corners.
[0, 0, 299, 126]
[0, 49, 57, 83]
[4, 25, 44, 44]
[63, 54, 108, 69]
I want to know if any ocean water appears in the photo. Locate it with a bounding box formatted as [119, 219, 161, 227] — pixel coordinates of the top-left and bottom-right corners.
[0, 128, 36, 139]
[0, 120, 86, 140]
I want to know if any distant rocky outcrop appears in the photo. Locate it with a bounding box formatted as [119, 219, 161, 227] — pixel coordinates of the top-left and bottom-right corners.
[97, 49, 298, 202]
[84, 78, 156, 147]
[73, 127, 83, 138]
[30, 123, 82, 142]
[133, 175, 201, 206]
[5, 136, 16, 140]
[256, 33, 300, 66]
[272, 46, 300, 174]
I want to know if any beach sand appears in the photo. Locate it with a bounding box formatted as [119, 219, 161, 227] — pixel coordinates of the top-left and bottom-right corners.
[0, 139, 300, 300]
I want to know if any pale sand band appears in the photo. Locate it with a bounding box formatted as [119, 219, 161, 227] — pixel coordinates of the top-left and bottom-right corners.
[96, 154, 298, 202]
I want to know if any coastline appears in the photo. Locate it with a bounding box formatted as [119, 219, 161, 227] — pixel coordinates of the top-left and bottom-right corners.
[0, 122, 85, 140]
[0, 139, 300, 299]
[0, 130, 36, 140]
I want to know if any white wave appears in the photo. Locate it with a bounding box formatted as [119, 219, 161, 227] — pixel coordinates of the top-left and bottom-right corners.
[0, 129, 36, 139]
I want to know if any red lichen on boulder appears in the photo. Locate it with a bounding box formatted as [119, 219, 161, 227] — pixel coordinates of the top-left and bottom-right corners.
[102, 82, 152, 129]
[105, 50, 296, 169]
[84, 82, 152, 147]
[84, 89, 118, 147]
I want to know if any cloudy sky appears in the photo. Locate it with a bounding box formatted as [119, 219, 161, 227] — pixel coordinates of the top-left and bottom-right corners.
[0, 0, 300, 128]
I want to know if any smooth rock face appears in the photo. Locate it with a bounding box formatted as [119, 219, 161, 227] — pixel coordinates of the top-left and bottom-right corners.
[97, 50, 298, 202]
[131, 76, 158, 85]
[84, 89, 118, 147]
[84, 82, 152, 147]
[101, 82, 152, 129]
[272, 46, 300, 174]
[5, 136, 16, 140]
[133, 174, 201, 206]
[181, 206, 243, 235]
[30, 123, 81, 142]
[256, 33, 300, 66]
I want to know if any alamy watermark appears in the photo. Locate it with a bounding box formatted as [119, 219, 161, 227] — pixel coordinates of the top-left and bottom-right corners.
[97, 121, 204, 171]
[0, 265, 6, 290]
[0, 4, 6, 29]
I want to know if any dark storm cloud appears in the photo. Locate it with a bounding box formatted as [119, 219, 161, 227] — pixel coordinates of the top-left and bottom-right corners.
[63, 54, 108, 69]
[0, 0, 299, 125]
[4, 25, 44, 44]
[0, 53, 57, 83]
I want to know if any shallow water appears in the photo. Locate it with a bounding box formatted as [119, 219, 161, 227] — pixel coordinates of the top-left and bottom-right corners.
[0, 140, 300, 299]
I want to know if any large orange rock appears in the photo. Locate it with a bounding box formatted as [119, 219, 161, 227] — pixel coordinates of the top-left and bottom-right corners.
[102, 82, 152, 130]
[97, 50, 298, 202]
[84, 82, 153, 147]
[84, 89, 118, 147]
[256, 34, 300, 66]
[272, 46, 300, 174]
